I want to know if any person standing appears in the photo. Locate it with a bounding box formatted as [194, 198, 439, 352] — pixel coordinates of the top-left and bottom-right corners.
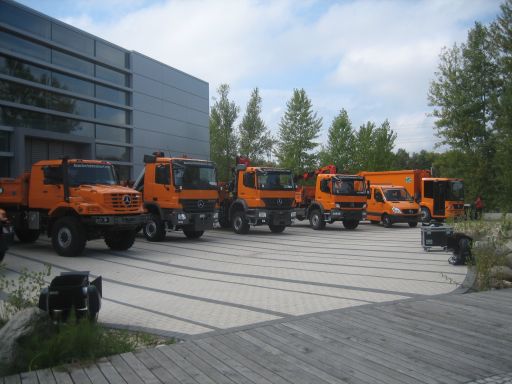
[475, 195, 484, 220]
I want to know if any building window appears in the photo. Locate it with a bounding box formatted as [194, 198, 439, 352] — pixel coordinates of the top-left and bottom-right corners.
[0, 79, 46, 107]
[0, 55, 50, 86]
[52, 50, 94, 76]
[114, 164, 131, 182]
[0, 131, 10, 152]
[95, 41, 127, 68]
[51, 23, 94, 56]
[95, 84, 127, 105]
[95, 104, 127, 125]
[95, 124, 130, 143]
[0, 2, 51, 39]
[0, 30, 51, 62]
[96, 143, 130, 162]
[0, 106, 93, 137]
[51, 71, 94, 96]
[95, 64, 126, 87]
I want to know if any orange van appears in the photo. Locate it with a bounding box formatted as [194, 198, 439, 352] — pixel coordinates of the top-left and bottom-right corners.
[367, 184, 421, 227]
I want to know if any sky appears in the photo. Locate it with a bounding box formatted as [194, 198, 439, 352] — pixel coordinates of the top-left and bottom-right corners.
[17, 0, 502, 154]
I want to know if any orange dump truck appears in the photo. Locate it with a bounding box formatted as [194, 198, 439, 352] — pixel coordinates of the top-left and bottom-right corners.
[359, 170, 464, 222]
[0, 159, 147, 256]
[295, 166, 368, 230]
[367, 184, 421, 227]
[133, 153, 218, 241]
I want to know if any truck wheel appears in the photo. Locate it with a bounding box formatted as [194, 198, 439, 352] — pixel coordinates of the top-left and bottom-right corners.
[269, 224, 286, 233]
[382, 214, 392, 228]
[309, 210, 325, 230]
[232, 211, 250, 234]
[343, 220, 359, 230]
[15, 229, 40, 243]
[184, 230, 204, 239]
[51, 217, 86, 257]
[143, 214, 166, 241]
[409, 222, 418, 228]
[105, 230, 136, 250]
[421, 207, 431, 223]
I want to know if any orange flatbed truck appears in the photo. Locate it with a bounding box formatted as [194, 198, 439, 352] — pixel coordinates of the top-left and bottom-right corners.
[0, 159, 148, 256]
[218, 159, 296, 234]
[359, 170, 464, 222]
[133, 153, 218, 240]
[295, 166, 368, 230]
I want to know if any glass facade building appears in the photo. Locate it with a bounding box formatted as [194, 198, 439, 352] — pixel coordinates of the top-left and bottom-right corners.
[0, 0, 209, 180]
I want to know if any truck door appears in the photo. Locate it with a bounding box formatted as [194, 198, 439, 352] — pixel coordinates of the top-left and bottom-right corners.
[433, 181, 446, 216]
[152, 163, 173, 205]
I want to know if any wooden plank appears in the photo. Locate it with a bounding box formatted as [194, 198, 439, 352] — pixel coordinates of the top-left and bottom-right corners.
[109, 354, 145, 384]
[157, 345, 218, 384]
[145, 347, 200, 384]
[194, 339, 275, 384]
[51, 370, 73, 384]
[83, 364, 109, 384]
[96, 359, 127, 384]
[183, 342, 255, 384]
[437, 294, 512, 316]
[35, 369, 56, 384]
[68, 368, 92, 384]
[3, 375, 21, 384]
[19, 371, 38, 384]
[133, 350, 179, 384]
[120, 352, 162, 384]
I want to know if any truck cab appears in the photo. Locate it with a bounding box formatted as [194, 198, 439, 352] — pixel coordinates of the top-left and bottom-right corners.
[0, 159, 147, 256]
[367, 184, 420, 227]
[218, 164, 296, 234]
[296, 174, 367, 230]
[134, 154, 218, 241]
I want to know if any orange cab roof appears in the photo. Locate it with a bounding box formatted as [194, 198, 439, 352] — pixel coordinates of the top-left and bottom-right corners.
[33, 159, 112, 166]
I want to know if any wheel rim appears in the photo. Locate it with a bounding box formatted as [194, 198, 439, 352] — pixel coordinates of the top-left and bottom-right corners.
[58, 227, 72, 249]
[312, 214, 319, 227]
[145, 221, 157, 238]
[421, 208, 429, 221]
[233, 216, 242, 231]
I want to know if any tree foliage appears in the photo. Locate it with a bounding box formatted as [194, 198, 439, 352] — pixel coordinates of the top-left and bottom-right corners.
[319, 109, 355, 172]
[238, 88, 273, 165]
[276, 88, 322, 174]
[209, 84, 239, 182]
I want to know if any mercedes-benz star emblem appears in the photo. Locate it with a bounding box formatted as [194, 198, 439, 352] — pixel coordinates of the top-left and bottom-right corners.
[277, 199, 283, 205]
[122, 194, 131, 206]
[197, 200, 205, 209]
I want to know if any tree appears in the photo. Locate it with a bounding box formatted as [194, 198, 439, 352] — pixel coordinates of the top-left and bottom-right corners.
[319, 109, 355, 172]
[392, 148, 410, 170]
[209, 84, 239, 182]
[238, 88, 273, 165]
[372, 119, 397, 171]
[276, 88, 322, 174]
[352, 121, 375, 171]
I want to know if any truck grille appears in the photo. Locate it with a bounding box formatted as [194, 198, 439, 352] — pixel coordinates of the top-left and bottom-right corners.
[104, 193, 140, 212]
[179, 199, 216, 213]
[338, 202, 365, 208]
[402, 209, 418, 215]
[262, 198, 294, 209]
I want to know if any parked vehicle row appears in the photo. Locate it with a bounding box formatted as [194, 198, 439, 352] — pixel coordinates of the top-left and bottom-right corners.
[0, 153, 465, 257]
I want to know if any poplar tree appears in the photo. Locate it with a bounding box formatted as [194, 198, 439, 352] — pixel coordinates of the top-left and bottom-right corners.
[320, 109, 355, 172]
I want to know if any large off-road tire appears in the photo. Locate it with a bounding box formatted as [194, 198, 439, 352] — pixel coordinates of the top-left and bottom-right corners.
[183, 230, 204, 239]
[309, 210, 326, 230]
[343, 220, 359, 230]
[409, 222, 418, 228]
[232, 211, 250, 234]
[421, 207, 431, 223]
[268, 224, 286, 233]
[105, 229, 136, 250]
[15, 229, 40, 243]
[143, 214, 166, 242]
[382, 214, 392, 228]
[51, 217, 86, 256]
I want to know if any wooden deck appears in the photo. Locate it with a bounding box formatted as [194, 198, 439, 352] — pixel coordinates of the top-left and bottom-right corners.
[3, 289, 512, 384]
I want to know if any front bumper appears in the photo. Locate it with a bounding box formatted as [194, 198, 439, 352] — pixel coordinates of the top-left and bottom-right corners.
[83, 214, 150, 227]
[246, 209, 293, 226]
[166, 211, 216, 231]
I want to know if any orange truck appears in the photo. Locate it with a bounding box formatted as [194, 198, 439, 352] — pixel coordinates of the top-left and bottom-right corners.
[0, 159, 147, 256]
[218, 157, 295, 234]
[359, 170, 464, 222]
[133, 153, 218, 240]
[295, 166, 368, 230]
[366, 184, 421, 227]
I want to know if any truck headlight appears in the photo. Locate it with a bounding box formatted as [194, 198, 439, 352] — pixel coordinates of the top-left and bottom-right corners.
[392, 207, 402, 214]
[335, 203, 341, 208]
[178, 213, 187, 220]
[259, 211, 267, 218]
[362, 203, 367, 209]
[0, 187, 3, 194]
[213, 212, 219, 219]
[291, 211, 297, 218]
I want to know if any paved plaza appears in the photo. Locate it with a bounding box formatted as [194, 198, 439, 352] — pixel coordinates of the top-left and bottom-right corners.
[2, 221, 466, 338]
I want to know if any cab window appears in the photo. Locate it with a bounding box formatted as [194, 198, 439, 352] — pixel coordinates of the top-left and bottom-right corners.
[243, 172, 255, 188]
[43, 166, 63, 185]
[155, 164, 170, 185]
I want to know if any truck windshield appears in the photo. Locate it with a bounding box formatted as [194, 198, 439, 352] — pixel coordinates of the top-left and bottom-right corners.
[446, 180, 464, 201]
[68, 163, 117, 186]
[332, 177, 366, 196]
[383, 188, 413, 202]
[257, 171, 294, 190]
[173, 161, 217, 190]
